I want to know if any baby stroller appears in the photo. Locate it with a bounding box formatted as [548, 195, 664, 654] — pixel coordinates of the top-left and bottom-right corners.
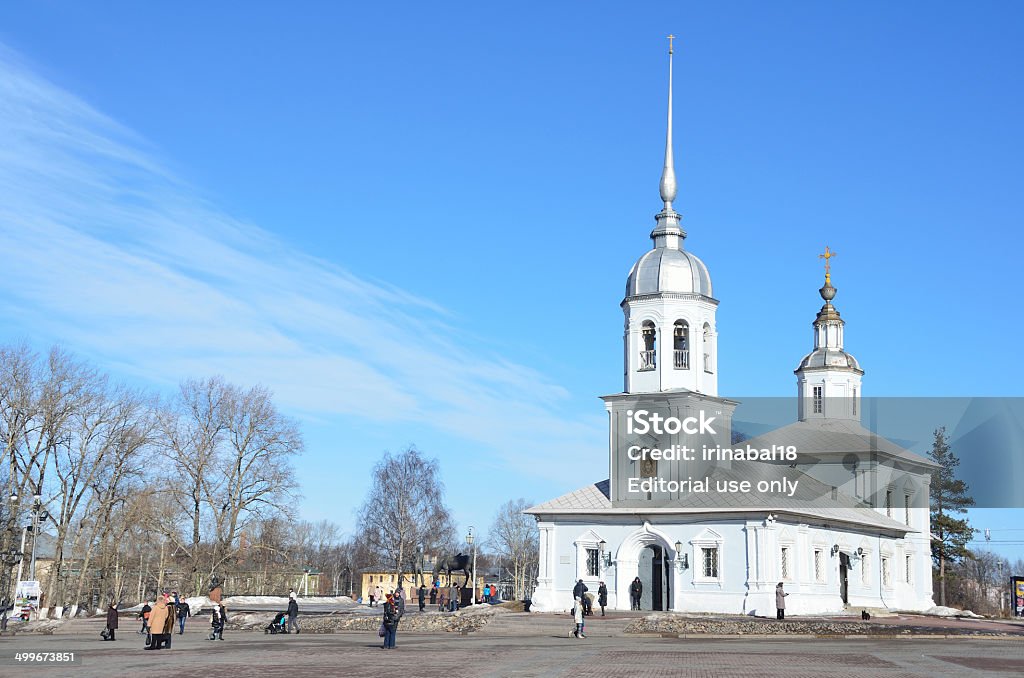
[265, 611, 289, 634]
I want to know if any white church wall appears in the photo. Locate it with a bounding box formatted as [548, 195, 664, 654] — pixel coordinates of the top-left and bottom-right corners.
[530, 514, 933, 615]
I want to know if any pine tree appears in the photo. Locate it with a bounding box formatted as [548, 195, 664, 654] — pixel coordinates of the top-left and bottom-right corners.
[928, 427, 975, 607]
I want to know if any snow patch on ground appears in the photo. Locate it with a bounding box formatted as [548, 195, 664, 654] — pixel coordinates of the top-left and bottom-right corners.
[923, 605, 983, 618]
[122, 595, 357, 613]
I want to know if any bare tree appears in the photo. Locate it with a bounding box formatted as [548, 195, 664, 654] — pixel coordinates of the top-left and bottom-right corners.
[356, 447, 454, 580]
[208, 384, 301, 575]
[487, 498, 538, 600]
[156, 376, 229, 593]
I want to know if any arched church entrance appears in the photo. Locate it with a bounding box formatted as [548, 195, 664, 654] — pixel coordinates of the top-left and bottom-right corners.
[638, 544, 671, 611]
[839, 552, 850, 605]
[615, 523, 676, 612]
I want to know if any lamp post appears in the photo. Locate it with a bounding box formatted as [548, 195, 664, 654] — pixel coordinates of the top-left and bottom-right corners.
[26, 494, 49, 582]
[997, 560, 1005, 616]
[466, 527, 476, 606]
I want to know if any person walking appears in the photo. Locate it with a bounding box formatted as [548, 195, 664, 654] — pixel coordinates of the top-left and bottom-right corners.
[598, 582, 608, 616]
[144, 595, 170, 650]
[630, 577, 643, 611]
[104, 602, 118, 641]
[429, 585, 437, 607]
[572, 597, 586, 638]
[381, 592, 399, 649]
[776, 582, 789, 620]
[417, 584, 426, 612]
[287, 593, 300, 634]
[175, 595, 190, 634]
[483, 583, 490, 603]
[160, 594, 176, 648]
[438, 590, 447, 612]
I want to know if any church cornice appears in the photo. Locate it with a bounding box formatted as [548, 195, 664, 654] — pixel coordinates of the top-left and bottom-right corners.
[793, 365, 865, 376]
[621, 292, 719, 308]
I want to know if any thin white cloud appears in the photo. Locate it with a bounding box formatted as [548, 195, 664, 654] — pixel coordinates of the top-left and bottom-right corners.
[0, 44, 604, 474]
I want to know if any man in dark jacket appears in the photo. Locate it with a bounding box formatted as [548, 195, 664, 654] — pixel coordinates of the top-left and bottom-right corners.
[630, 577, 643, 610]
[104, 602, 118, 640]
[287, 594, 300, 634]
[597, 582, 608, 616]
[417, 585, 426, 612]
[174, 595, 190, 634]
[572, 579, 589, 614]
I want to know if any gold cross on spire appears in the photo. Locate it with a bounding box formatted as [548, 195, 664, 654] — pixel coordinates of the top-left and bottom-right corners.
[668, 34, 675, 55]
[819, 246, 837, 283]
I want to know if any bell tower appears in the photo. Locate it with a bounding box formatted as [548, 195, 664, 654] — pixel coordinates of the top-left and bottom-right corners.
[794, 247, 864, 420]
[622, 34, 718, 397]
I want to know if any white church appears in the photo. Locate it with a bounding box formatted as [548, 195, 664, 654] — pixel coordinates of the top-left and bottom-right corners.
[526, 44, 936, 616]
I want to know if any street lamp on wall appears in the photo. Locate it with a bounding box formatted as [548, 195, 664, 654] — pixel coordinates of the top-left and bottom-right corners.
[674, 541, 688, 570]
[599, 540, 611, 568]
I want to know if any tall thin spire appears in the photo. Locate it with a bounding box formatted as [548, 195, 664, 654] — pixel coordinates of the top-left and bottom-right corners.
[659, 34, 677, 210]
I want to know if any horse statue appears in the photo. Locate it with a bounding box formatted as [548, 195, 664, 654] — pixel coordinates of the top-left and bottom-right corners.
[432, 553, 471, 586]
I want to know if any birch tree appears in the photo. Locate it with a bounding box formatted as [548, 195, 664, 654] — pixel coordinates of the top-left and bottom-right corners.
[487, 498, 538, 600]
[356, 447, 455, 579]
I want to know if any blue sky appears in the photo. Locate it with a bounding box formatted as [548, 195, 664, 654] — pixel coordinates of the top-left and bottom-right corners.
[0, 2, 1021, 560]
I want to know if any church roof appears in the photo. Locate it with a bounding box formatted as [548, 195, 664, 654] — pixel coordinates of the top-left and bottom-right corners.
[526, 474, 913, 533]
[626, 247, 713, 298]
[743, 417, 937, 468]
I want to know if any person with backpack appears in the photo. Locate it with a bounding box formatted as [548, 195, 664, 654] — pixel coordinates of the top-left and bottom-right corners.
[287, 592, 300, 634]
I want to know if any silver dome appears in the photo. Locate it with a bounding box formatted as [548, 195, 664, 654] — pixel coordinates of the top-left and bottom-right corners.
[796, 348, 862, 372]
[626, 247, 713, 297]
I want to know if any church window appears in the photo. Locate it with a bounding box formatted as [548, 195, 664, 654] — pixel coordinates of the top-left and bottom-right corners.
[586, 549, 599, 578]
[885, 490, 893, 517]
[673, 320, 689, 369]
[702, 323, 713, 373]
[813, 549, 823, 582]
[904, 494, 912, 526]
[640, 322, 657, 371]
[701, 547, 719, 578]
[852, 387, 858, 416]
[881, 556, 891, 586]
[780, 546, 790, 580]
[812, 386, 823, 414]
[905, 554, 913, 584]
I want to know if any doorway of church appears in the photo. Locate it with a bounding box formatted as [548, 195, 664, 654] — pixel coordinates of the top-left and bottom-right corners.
[638, 545, 671, 611]
[839, 552, 850, 605]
